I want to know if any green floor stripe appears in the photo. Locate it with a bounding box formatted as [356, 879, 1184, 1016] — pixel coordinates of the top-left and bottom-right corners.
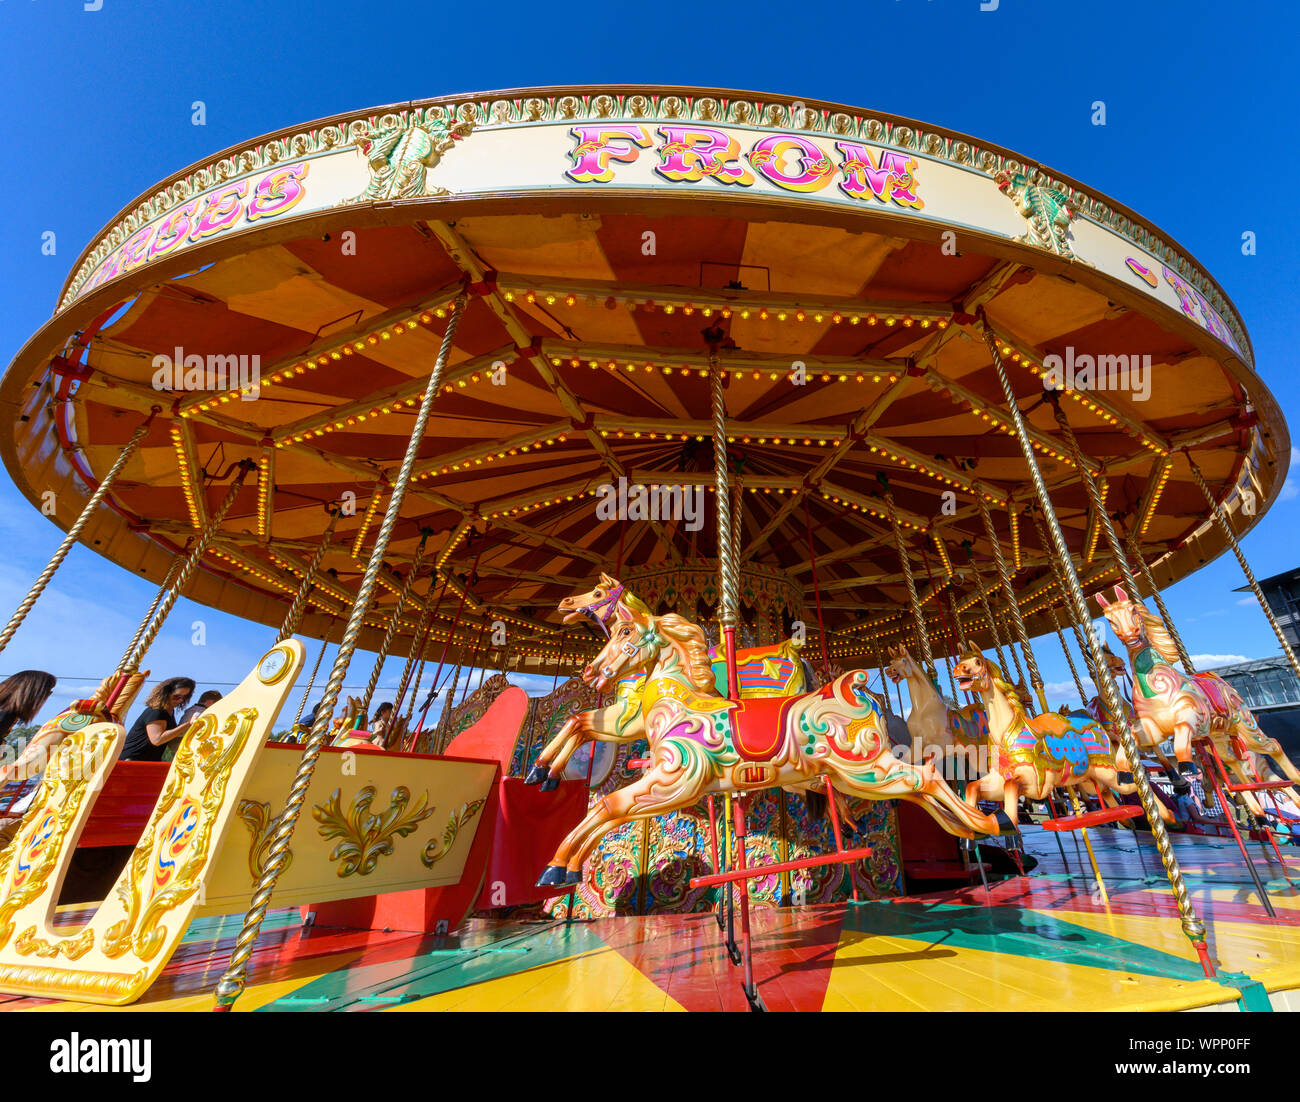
[257, 921, 607, 1011]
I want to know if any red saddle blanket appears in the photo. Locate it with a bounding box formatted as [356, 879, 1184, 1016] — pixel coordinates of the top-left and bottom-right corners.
[727, 694, 798, 762]
[1193, 672, 1237, 715]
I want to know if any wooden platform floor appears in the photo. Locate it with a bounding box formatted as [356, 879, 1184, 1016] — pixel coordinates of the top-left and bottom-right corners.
[4, 828, 1298, 1012]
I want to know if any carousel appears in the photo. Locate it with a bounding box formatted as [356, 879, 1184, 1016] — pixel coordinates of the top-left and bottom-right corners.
[0, 84, 1297, 1012]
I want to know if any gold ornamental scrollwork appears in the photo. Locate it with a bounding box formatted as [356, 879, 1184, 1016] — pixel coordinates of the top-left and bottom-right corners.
[0, 727, 117, 950]
[421, 799, 487, 869]
[14, 925, 94, 961]
[236, 800, 293, 880]
[313, 787, 436, 877]
[102, 708, 258, 962]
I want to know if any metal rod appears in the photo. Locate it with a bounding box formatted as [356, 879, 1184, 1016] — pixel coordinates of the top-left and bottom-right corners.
[885, 487, 935, 676]
[978, 491, 1047, 711]
[277, 510, 339, 642]
[116, 551, 186, 675]
[1128, 541, 1196, 673]
[119, 463, 253, 677]
[360, 533, 430, 715]
[213, 291, 469, 1010]
[708, 340, 740, 698]
[1186, 455, 1300, 683]
[980, 318, 1212, 973]
[0, 408, 158, 655]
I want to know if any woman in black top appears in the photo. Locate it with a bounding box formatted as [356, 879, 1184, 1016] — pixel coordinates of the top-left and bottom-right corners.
[0, 670, 56, 740]
[121, 677, 196, 762]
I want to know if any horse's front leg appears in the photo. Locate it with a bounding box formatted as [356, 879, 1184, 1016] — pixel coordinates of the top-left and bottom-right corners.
[1222, 753, 1265, 818]
[537, 759, 693, 887]
[525, 712, 590, 785]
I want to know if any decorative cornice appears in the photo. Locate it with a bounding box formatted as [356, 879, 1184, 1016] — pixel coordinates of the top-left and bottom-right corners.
[53, 86, 1251, 364]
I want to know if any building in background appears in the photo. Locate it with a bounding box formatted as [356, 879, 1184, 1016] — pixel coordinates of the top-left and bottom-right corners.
[1237, 568, 1300, 648]
[1205, 654, 1300, 763]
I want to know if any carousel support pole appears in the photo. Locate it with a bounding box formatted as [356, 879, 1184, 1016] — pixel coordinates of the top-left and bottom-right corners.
[276, 509, 339, 643]
[962, 540, 1011, 675]
[292, 621, 335, 731]
[707, 333, 741, 698]
[980, 318, 1213, 975]
[1186, 455, 1300, 683]
[110, 462, 254, 710]
[0, 407, 159, 656]
[360, 531, 430, 717]
[114, 550, 187, 681]
[732, 796, 763, 1010]
[882, 479, 935, 678]
[1127, 541, 1197, 674]
[1032, 508, 1102, 688]
[214, 291, 469, 1010]
[707, 794, 724, 929]
[723, 793, 739, 964]
[978, 492, 1048, 712]
[1049, 604, 1090, 709]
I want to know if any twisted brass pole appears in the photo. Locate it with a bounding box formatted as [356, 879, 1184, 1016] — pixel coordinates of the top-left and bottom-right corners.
[1127, 540, 1196, 673]
[292, 622, 334, 730]
[963, 542, 1010, 673]
[1049, 604, 1090, 708]
[1185, 455, 1300, 683]
[214, 292, 468, 1010]
[978, 491, 1047, 711]
[277, 510, 339, 643]
[360, 535, 430, 714]
[116, 551, 186, 675]
[0, 408, 158, 654]
[395, 574, 445, 719]
[120, 464, 253, 676]
[885, 488, 934, 677]
[1030, 508, 1101, 686]
[979, 319, 1211, 969]
[708, 344, 740, 698]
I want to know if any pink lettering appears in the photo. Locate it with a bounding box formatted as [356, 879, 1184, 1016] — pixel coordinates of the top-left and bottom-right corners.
[189, 181, 249, 241]
[748, 134, 836, 194]
[247, 164, 310, 221]
[655, 127, 753, 186]
[566, 126, 652, 183]
[835, 143, 923, 208]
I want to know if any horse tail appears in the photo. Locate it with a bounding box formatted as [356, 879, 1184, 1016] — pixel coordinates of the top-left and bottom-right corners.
[803, 789, 828, 820]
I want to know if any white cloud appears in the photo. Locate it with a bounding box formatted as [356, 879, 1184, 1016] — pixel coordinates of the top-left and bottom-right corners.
[1190, 654, 1253, 669]
[1237, 595, 1260, 607]
[1281, 447, 1300, 502]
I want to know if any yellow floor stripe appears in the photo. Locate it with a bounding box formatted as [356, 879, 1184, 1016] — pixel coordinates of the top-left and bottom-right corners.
[1026, 906, 1300, 994]
[826, 924, 1236, 1012]
[389, 946, 686, 1012]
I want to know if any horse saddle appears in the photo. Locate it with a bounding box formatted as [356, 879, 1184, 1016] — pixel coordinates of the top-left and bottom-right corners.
[727, 694, 798, 762]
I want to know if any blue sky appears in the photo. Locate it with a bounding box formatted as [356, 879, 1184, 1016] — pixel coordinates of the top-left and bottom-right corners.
[0, 0, 1296, 725]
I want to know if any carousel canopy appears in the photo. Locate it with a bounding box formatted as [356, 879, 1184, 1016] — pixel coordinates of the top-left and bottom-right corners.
[0, 86, 1285, 668]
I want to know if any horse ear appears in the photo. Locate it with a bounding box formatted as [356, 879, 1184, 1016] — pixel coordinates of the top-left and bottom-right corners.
[1095, 592, 1110, 609]
[599, 571, 617, 586]
[1114, 585, 1128, 602]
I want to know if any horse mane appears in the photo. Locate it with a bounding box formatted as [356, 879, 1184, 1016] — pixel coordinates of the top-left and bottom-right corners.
[1137, 605, 1181, 664]
[985, 657, 1030, 733]
[654, 613, 716, 691]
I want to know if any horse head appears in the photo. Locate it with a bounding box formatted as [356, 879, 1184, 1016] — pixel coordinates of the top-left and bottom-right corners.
[952, 645, 995, 696]
[557, 572, 649, 637]
[1096, 585, 1148, 649]
[582, 611, 711, 694]
[884, 645, 921, 684]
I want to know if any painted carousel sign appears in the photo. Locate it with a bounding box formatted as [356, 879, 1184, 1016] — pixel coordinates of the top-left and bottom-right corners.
[565, 125, 923, 207]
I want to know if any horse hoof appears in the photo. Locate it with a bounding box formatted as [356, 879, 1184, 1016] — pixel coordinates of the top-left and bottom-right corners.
[993, 810, 1018, 835]
[1118, 771, 1134, 784]
[539, 776, 560, 793]
[524, 763, 548, 785]
[564, 869, 583, 885]
[536, 865, 568, 887]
